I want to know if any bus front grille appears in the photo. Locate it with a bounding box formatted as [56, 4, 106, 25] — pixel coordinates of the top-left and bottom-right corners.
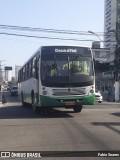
[52, 88, 86, 96]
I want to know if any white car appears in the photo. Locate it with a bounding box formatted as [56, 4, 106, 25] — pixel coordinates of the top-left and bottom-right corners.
[95, 92, 103, 103]
[10, 86, 18, 96]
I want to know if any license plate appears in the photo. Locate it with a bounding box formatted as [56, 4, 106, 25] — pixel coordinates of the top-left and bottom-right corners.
[65, 102, 75, 106]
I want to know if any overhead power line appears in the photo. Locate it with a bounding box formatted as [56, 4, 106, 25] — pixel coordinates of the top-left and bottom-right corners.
[0, 32, 116, 42]
[1, 24, 118, 37]
[0, 32, 96, 42]
[0, 24, 118, 42]
[0, 24, 105, 36]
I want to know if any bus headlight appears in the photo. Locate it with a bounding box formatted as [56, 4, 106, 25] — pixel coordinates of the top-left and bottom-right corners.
[89, 86, 94, 94]
[42, 87, 45, 90]
[43, 90, 47, 95]
[90, 89, 94, 94]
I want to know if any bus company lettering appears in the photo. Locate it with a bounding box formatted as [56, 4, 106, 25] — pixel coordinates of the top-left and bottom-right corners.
[55, 49, 77, 53]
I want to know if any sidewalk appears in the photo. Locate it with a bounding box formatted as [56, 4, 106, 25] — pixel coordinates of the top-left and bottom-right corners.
[102, 101, 120, 105]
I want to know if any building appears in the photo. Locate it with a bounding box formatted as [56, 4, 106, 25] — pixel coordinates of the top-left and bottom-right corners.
[104, 0, 120, 61]
[0, 64, 3, 85]
[92, 45, 111, 89]
[101, 0, 120, 101]
[5, 70, 12, 82]
[4, 66, 12, 82]
[15, 65, 21, 82]
[104, 0, 119, 49]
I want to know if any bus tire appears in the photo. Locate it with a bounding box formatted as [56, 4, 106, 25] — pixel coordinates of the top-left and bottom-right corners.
[21, 92, 26, 107]
[32, 102, 38, 113]
[73, 105, 82, 113]
[31, 92, 38, 113]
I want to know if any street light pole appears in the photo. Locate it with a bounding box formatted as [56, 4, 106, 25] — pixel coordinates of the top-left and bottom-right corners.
[88, 31, 104, 92]
[88, 31, 103, 43]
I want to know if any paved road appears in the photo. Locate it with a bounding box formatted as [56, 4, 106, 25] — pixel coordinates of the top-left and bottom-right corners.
[0, 92, 120, 160]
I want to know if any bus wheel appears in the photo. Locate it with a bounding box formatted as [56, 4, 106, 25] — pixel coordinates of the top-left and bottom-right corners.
[32, 103, 38, 113]
[32, 96, 38, 113]
[73, 105, 82, 113]
[21, 93, 25, 107]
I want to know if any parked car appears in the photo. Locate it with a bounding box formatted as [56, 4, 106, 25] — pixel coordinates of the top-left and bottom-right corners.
[95, 92, 103, 103]
[1, 86, 7, 91]
[10, 86, 18, 96]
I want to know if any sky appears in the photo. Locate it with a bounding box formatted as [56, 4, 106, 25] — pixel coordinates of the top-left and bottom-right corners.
[0, 0, 104, 75]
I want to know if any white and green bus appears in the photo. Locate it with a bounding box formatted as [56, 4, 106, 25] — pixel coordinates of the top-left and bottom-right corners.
[18, 46, 95, 113]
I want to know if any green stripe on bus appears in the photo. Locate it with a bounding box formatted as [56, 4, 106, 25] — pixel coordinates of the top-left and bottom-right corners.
[40, 95, 95, 107]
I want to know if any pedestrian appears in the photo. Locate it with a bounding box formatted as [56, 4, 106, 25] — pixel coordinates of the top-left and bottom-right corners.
[2, 93, 7, 105]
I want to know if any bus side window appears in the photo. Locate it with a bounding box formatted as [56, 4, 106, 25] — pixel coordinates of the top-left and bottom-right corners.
[33, 57, 39, 79]
[21, 68, 24, 81]
[25, 65, 27, 80]
[29, 61, 32, 78]
[18, 71, 20, 83]
[32, 57, 36, 78]
[35, 59, 39, 79]
[23, 67, 25, 80]
[26, 63, 29, 79]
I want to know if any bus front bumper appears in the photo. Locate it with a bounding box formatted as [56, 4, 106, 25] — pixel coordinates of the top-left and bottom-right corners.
[40, 95, 95, 107]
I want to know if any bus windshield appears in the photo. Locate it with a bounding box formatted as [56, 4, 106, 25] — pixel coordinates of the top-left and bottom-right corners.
[41, 49, 94, 87]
